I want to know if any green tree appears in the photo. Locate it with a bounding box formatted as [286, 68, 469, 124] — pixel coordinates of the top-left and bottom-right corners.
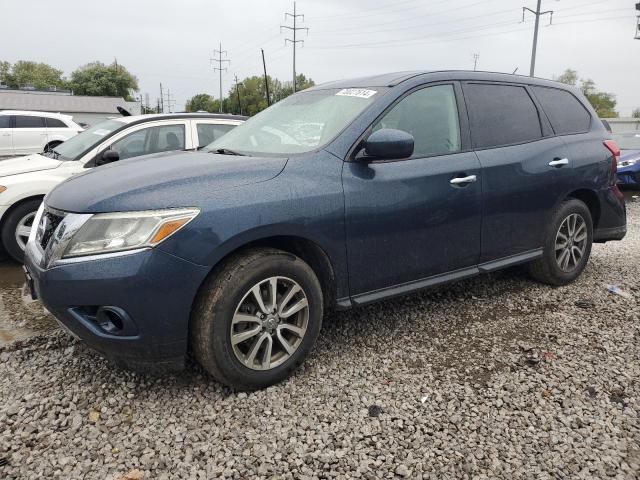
[632, 108, 640, 119]
[0, 61, 11, 85]
[185, 93, 218, 112]
[225, 73, 316, 116]
[228, 76, 268, 116]
[555, 69, 578, 86]
[0, 60, 67, 89]
[556, 68, 617, 118]
[69, 62, 138, 100]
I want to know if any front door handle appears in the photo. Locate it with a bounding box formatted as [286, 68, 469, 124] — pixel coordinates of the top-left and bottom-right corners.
[450, 175, 477, 185]
[549, 158, 569, 167]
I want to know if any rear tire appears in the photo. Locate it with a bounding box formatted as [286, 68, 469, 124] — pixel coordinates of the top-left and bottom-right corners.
[1, 199, 42, 263]
[191, 248, 323, 390]
[528, 199, 593, 286]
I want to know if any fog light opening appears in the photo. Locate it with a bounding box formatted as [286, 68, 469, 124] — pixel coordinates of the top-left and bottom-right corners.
[96, 307, 125, 333]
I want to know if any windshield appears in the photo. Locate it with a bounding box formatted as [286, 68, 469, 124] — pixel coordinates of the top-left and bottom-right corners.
[613, 133, 640, 150]
[205, 87, 385, 156]
[50, 119, 125, 160]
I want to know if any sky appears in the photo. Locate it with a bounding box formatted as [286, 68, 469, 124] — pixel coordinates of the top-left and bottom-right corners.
[2, 0, 639, 115]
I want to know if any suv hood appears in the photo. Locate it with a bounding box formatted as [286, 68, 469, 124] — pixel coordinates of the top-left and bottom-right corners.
[0, 153, 62, 178]
[620, 149, 640, 162]
[46, 150, 288, 213]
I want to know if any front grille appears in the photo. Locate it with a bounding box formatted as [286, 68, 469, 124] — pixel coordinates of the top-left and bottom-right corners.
[37, 209, 65, 250]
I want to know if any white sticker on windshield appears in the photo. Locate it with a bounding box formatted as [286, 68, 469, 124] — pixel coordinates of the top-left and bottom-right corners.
[336, 88, 377, 99]
[93, 129, 110, 136]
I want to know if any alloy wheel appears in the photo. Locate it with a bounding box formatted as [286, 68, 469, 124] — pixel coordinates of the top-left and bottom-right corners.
[15, 211, 36, 251]
[555, 213, 587, 272]
[230, 276, 309, 370]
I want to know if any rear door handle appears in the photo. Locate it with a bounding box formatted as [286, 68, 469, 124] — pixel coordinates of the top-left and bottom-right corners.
[450, 175, 477, 185]
[549, 158, 569, 167]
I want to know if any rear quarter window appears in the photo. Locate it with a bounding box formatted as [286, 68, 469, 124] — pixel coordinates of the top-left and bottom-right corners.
[46, 117, 68, 128]
[0, 115, 10, 128]
[464, 83, 543, 149]
[531, 86, 591, 135]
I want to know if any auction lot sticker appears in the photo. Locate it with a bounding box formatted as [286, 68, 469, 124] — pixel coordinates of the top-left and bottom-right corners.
[336, 89, 377, 99]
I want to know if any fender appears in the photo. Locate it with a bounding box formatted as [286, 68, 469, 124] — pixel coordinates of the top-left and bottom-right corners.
[45, 134, 73, 145]
[0, 162, 83, 223]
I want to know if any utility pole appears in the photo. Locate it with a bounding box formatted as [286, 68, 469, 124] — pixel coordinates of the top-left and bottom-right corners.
[234, 75, 243, 116]
[163, 89, 175, 113]
[522, 0, 554, 77]
[281, 2, 309, 93]
[211, 43, 230, 113]
[472, 53, 480, 71]
[261, 49, 271, 106]
[159, 83, 164, 113]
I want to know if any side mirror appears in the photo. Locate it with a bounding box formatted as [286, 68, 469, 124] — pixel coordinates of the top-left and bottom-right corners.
[96, 149, 120, 166]
[361, 128, 414, 160]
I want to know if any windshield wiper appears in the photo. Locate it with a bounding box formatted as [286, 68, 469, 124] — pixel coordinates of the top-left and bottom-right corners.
[213, 148, 245, 156]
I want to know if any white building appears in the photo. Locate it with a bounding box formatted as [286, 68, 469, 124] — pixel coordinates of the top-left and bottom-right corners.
[605, 118, 640, 133]
[0, 88, 141, 126]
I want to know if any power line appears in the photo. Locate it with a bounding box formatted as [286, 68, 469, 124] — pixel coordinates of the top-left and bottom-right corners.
[522, 0, 554, 77]
[281, 1, 308, 93]
[306, 10, 630, 53]
[308, 18, 519, 50]
[211, 43, 230, 113]
[312, 0, 459, 22]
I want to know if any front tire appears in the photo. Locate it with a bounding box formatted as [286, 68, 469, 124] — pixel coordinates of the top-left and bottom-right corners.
[44, 141, 62, 153]
[528, 199, 593, 286]
[191, 248, 323, 390]
[1, 199, 42, 263]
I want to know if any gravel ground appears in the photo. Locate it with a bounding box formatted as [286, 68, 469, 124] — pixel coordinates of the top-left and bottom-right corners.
[1, 198, 639, 479]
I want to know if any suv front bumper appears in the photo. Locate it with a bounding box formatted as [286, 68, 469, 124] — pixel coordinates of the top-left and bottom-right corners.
[24, 239, 210, 372]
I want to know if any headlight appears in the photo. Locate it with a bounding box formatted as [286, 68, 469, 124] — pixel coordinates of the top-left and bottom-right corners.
[62, 208, 199, 258]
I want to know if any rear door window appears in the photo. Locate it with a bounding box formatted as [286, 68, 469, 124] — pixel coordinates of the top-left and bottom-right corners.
[531, 86, 591, 135]
[372, 84, 461, 158]
[14, 115, 46, 128]
[154, 124, 185, 152]
[464, 83, 542, 149]
[196, 123, 236, 148]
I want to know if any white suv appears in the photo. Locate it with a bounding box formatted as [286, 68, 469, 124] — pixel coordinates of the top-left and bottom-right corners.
[0, 110, 83, 157]
[0, 113, 245, 261]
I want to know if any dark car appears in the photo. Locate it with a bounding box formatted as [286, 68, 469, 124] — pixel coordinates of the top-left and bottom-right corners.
[24, 71, 626, 390]
[612, 132, 640, 187]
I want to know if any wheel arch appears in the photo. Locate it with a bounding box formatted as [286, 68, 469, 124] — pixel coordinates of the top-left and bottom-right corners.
[0, 194, 45, 228]
[44, 139, 63, 151]
[195, 235, 338, 313]
[566, 188, 601, 229]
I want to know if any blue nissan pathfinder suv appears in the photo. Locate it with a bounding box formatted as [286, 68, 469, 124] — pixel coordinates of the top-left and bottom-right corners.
[24, 71, 627, 390]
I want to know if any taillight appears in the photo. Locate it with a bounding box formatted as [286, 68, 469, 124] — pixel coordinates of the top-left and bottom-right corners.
[603, 140, 620, 185]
